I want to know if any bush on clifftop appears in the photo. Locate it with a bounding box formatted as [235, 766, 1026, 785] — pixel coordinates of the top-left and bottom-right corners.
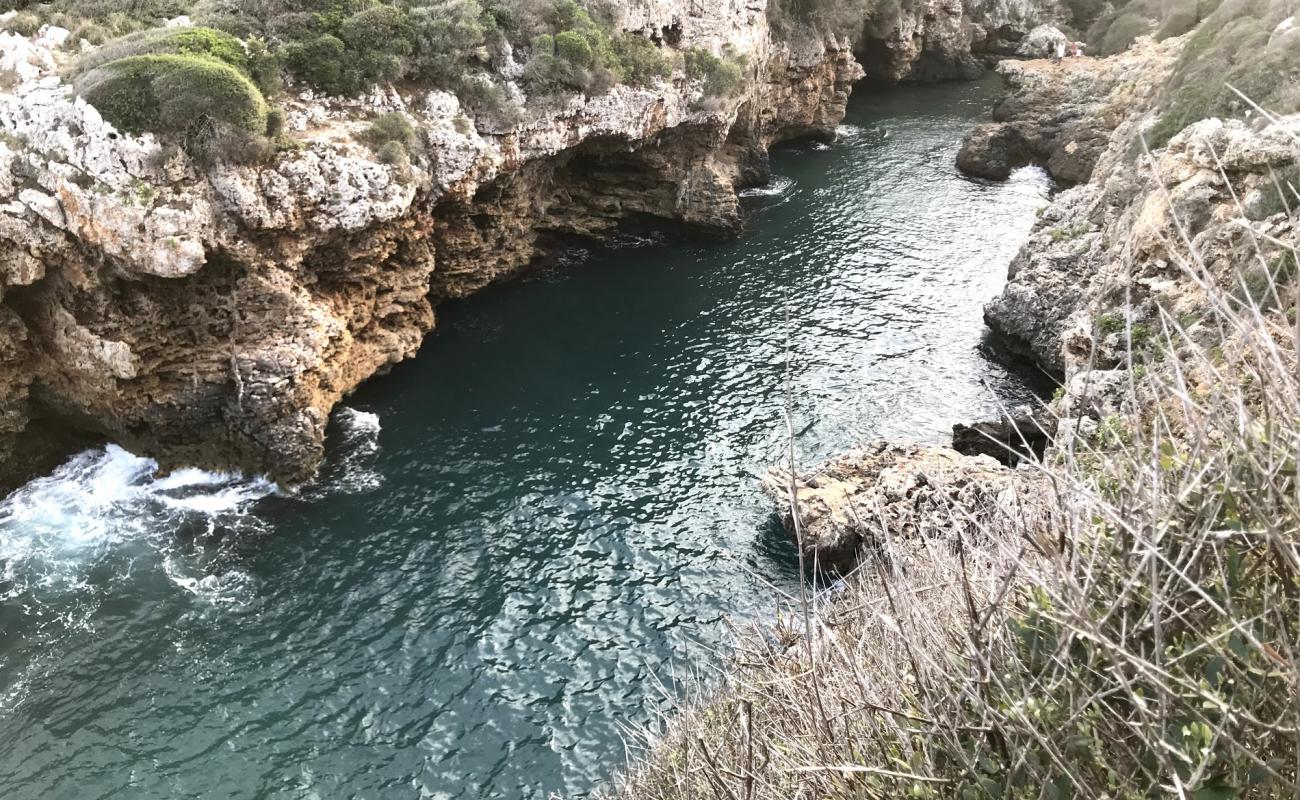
[75, 53, 271, 161]
[684, 48, 743, 99]
[520, 0, 674, 95]
[75, 26, 249, 73]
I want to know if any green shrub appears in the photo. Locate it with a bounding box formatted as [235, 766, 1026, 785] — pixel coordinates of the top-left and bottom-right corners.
[612, 33, 674, 86]
[76, 27, 250, 74]
[519, 0, 630, 95]
[282, 34, 356, 95]
[374, 139, 412, 181]
[77, 53, 267, 135]
[72, 23, 113, 46]
[244, 35, 282, 96]
[1154, 0, 1199, 38]
[1096, 310, 1125, 336]
[406, 0, 487, 86]
[554, 28, 592, 67]
[76, 53, 270, 162]
[359, 111, 417, 150]
[1063, 0, 1108, 27]
[265, 105, 286, 137]
[1147, 0, 1300, 147]
[768, 0, 875, 39]
[455, 74, 524, 128]
[1, 11, 42, 36]
[5, 0, 191, 37]
[1098, 12, 1153, 54]
[685, 48, 744, 98]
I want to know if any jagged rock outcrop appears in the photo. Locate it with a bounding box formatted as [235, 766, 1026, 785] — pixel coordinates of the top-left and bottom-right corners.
[763, 442, 1049, 572]
[951, 404, 1056, 464]
[957, 38, 1180, 184]
[856, 0, 1060, 82]
[977, 28, 1299, 378]
[1014, 23, 1067, 58]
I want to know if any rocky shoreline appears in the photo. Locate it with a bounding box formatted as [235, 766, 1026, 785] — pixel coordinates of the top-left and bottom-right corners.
[768, 26, 1299, 571]
[0, 0, 1062, 494]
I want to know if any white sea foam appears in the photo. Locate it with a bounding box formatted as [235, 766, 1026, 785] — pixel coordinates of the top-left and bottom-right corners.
[0, 444, 275, 601]
[739, 175, 796, 199]
[164, 557, 259, 608]
[1008, 164, 1053, 194]
[835, 123, 868, 140]
[320, 407, 383, 495]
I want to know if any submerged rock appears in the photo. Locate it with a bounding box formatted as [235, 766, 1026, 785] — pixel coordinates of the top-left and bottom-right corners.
[762, 442, 1048, 573]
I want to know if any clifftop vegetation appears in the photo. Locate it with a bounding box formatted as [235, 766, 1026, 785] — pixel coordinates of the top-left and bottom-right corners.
[3, 0, 756, 161]
[1055, 0, 1300, 147]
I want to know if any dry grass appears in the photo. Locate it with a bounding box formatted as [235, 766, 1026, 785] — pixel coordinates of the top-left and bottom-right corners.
[595, 130, 1300, 799]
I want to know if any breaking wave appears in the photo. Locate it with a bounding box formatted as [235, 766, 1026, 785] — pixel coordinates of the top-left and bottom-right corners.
[0, 445, 275, 602]
[305, 406, 384, 496]
[739, 175, 796, 199]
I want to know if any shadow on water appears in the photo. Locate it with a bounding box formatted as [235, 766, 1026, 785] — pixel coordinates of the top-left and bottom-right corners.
[0, 75, 1053, 800]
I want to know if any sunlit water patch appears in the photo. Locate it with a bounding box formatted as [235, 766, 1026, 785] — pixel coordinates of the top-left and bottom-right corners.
[0, 78, 1052, 800]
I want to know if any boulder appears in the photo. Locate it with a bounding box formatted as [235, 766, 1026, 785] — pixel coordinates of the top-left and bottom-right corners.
[1016, 24, 1067, 58]
[957, 123, 1034, 179]
[952, 405, 1057, 464]
[763, 442, 1049, 573]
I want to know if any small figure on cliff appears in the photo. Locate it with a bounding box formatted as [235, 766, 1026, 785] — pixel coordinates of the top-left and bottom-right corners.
[1053, 40, 1066, 61]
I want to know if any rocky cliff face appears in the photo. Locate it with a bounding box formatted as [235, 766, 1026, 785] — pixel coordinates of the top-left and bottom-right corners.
[0, 0, 1053, 493]
[956, 38, 1181, 183]
[763, 442, 1047, 572]
[977, 37, 1298, 378]
[769, 30, 1298, 570]
[856, 0, 1061, 82]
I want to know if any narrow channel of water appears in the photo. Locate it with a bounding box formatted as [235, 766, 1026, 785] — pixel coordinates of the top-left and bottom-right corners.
[0, 76, 1050, 799]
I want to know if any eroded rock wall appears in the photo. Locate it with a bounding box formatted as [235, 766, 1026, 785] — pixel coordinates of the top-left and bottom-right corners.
[0, 8, 867, 491]
[0, 0, 1057, 492]
[857, 0, 1062, 82]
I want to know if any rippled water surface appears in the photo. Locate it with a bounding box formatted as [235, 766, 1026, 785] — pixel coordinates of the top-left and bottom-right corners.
[0, 78, 1050, 799]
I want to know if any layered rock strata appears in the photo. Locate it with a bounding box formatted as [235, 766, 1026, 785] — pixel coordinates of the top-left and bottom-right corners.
[981, 41, 1298, 377]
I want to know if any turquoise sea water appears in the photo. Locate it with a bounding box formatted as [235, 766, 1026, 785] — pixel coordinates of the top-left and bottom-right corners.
[0, 77, 1050, 799]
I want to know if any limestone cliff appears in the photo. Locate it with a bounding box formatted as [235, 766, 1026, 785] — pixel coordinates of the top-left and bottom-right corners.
[0, 0, 1052, 492]
[856, 0, 1061, 82]
[767, 31, 1298, 570]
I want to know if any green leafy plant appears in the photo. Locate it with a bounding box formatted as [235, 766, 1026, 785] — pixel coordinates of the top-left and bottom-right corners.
[684, 47, 744, 98]
[358, 111, 417, 151]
